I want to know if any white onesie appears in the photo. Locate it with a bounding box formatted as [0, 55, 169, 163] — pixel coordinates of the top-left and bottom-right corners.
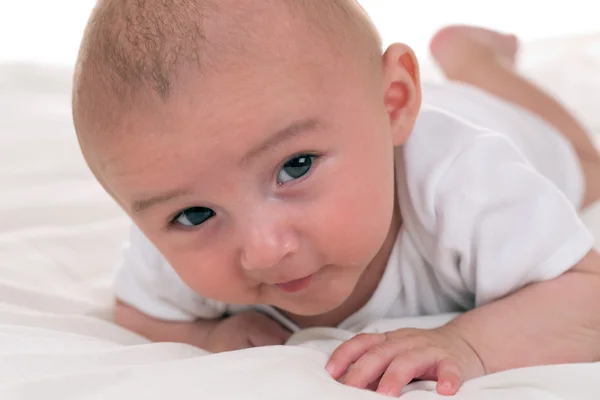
[115, 82, 594, 332]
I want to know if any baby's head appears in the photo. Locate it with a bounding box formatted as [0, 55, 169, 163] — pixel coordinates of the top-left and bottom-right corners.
[73, 0, 421, 317]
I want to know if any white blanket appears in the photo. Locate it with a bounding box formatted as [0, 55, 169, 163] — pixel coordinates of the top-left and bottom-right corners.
[1, 35, 600, 399]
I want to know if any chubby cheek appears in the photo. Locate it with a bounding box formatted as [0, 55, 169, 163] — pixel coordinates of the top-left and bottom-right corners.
[161, 246, 258, 305]
[316, 154, 395, 269]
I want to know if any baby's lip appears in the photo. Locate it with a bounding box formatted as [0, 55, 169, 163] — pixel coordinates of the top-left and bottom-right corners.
[263, 265, 328, 289]
[274, 274, 315, 293]
[274, 273, 312, 284]
[264, 265, 324, 286]
[265, 272, 314, 286]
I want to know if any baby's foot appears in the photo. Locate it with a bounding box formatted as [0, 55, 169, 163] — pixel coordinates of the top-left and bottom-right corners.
[429, 25, 520, 80]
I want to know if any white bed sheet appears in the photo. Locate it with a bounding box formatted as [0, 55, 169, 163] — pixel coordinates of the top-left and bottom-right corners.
[1, 35, 600, 399]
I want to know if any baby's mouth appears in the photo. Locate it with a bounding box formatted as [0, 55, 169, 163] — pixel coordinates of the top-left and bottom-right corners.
[275, 273, 315, 293]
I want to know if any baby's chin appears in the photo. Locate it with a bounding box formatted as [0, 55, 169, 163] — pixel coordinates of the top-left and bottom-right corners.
[275, 268, 365, 319]
[278, 298, 346, 317]
[272, 284, 358, 322]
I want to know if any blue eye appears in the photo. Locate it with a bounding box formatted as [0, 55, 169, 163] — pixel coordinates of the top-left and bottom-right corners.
[277, 155, 315, 184]
[173, 207, 215, 227]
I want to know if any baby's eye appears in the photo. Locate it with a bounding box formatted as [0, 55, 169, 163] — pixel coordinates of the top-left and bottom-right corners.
[277, 154, 316, 184]
[172, 207, 215, 227]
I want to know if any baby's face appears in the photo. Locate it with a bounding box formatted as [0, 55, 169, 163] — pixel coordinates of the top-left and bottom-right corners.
[97, 44, 416, 316]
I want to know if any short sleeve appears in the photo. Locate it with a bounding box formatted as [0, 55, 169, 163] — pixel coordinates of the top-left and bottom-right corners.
[434, 132, 594, 306]
[114, 224, 227, 321]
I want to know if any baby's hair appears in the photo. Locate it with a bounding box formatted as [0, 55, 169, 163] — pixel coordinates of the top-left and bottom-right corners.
[75, 0, 208, 100]
[72, 0, 381, 137]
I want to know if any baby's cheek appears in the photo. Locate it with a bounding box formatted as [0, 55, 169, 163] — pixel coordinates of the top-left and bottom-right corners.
[317, 179, 393, 266]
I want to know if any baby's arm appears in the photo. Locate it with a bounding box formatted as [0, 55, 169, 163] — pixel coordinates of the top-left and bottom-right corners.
[114, 299, 217, 348]
[446, 248, 600, 373]
[328, 251, 600, 397]
[115, 299, 291, 352]
[430, 131, 600, 373]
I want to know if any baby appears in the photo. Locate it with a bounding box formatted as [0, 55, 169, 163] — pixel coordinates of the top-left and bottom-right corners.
[73, 0, 600, 397]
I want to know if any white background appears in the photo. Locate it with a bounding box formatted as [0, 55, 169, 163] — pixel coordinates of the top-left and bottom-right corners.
[0, 0, 598, 66]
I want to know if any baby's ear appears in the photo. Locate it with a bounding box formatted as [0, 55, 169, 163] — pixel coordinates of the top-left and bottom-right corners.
[381, 43, 422, 146]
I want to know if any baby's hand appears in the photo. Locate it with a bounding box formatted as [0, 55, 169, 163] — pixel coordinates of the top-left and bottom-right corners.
[326, 327, 485, 397]
[204, 311, 292, 353]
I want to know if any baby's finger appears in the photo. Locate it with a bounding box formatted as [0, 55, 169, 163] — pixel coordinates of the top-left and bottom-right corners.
[366, 378, 382, 392]
[376, 348, 439, 397]
[326, 333, 387, 379]
[435, 358, 463, 396]
[341, 342, 398, 389]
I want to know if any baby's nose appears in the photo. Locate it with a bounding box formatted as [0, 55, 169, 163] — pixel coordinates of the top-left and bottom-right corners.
[240, 218, 299, 272]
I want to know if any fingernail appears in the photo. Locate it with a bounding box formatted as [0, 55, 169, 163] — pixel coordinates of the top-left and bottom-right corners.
[438, 380, 455, 395]
[325, 363, 336, 375]
[376, 386, 395, 397]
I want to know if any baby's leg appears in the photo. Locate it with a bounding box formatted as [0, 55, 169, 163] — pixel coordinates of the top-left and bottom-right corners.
[429, 25, 600, 209]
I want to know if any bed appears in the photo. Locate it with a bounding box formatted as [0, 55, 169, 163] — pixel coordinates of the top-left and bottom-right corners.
[1, 35, 600, 399]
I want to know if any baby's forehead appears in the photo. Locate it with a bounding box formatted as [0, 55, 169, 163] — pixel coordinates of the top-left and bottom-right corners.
[75, 0, 380, 100]
[73, 0, 382, 169]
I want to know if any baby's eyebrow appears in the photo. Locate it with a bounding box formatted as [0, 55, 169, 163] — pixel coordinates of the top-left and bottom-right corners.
[130, 118, 321, 214]
[131, 189, 190, 215]
[240, 118, 322, 166]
